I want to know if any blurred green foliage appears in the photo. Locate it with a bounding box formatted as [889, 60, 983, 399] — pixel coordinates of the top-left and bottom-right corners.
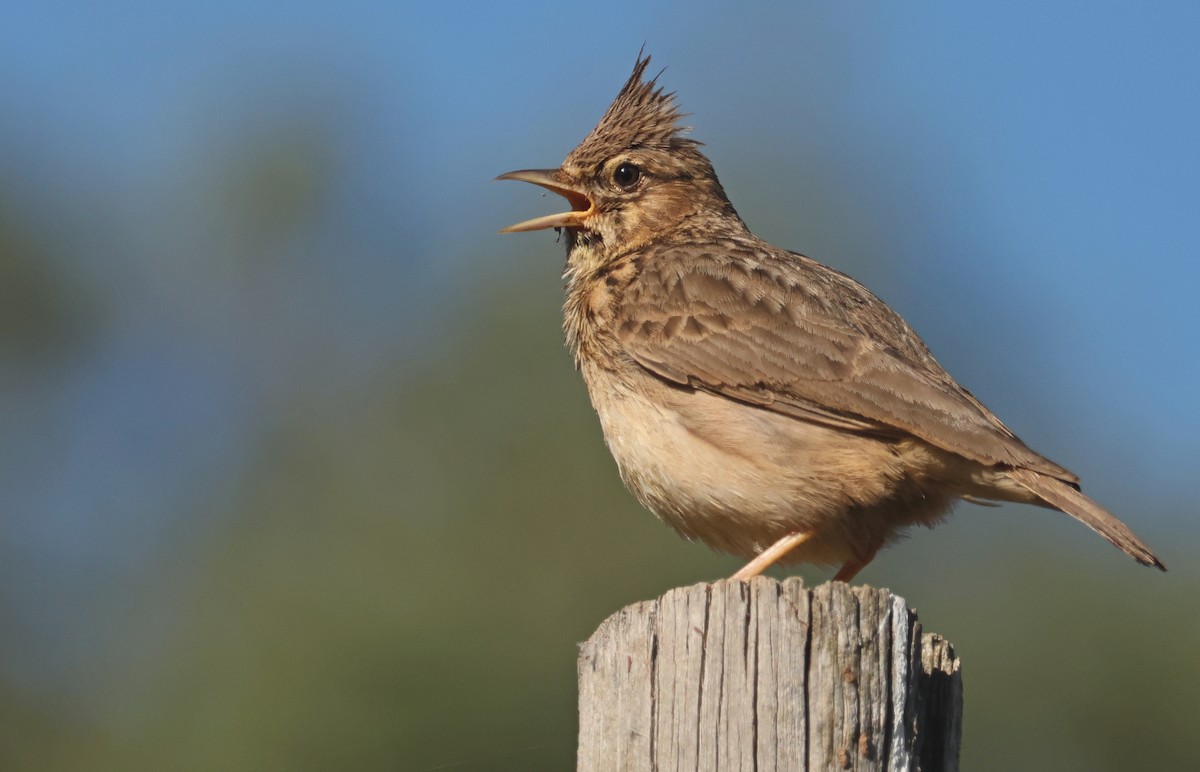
[0, 193, 96, 362]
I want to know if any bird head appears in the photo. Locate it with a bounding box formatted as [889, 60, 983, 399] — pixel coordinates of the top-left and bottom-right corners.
[498, 54, 741, 258]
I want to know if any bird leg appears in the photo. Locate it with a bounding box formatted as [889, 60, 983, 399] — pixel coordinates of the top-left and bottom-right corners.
[832, 543, 881, 583]
[731, 532, 814, 580]
[832, 561, 865, 583]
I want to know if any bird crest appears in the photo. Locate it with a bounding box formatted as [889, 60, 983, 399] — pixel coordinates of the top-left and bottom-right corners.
[566, 53, 698, 169]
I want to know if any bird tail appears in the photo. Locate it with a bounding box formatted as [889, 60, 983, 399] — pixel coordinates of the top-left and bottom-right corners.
[1008, 468, 1165, 571]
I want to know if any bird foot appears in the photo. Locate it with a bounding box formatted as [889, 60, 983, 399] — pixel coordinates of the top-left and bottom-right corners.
[731, 532, 814, 580]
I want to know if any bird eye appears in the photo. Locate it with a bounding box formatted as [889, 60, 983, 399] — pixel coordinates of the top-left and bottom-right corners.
[613, 162, 642, 190]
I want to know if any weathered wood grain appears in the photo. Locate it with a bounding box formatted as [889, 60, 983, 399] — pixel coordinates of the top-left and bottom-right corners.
[577, 577, 961, 771]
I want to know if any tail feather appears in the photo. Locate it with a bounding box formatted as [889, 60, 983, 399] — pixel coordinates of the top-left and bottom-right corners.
[1008, 468, 1165, 571]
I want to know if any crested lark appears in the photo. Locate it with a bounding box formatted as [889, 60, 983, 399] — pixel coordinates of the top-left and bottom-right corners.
[497, 54, 1164, 581]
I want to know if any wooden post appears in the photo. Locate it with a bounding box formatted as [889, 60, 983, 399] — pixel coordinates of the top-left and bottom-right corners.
[577, 577, 961, 771]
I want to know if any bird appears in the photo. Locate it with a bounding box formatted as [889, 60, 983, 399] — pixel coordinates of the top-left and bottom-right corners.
[496, 53, 1164, 582]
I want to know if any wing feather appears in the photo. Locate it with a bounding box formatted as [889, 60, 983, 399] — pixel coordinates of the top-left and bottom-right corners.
[616, 240, 1077, 482]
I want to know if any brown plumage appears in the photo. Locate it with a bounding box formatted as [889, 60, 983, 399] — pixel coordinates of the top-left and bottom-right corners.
[497, 54, 1164, 580]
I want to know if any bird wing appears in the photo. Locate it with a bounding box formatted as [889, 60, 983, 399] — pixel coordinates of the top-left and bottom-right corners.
[615, 240, 1077, 482]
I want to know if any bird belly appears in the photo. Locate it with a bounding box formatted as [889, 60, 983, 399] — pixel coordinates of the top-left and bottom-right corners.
[582, 363, 955, 567]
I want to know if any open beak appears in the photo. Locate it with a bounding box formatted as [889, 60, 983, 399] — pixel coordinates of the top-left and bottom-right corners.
[495, 169, 595, 233]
